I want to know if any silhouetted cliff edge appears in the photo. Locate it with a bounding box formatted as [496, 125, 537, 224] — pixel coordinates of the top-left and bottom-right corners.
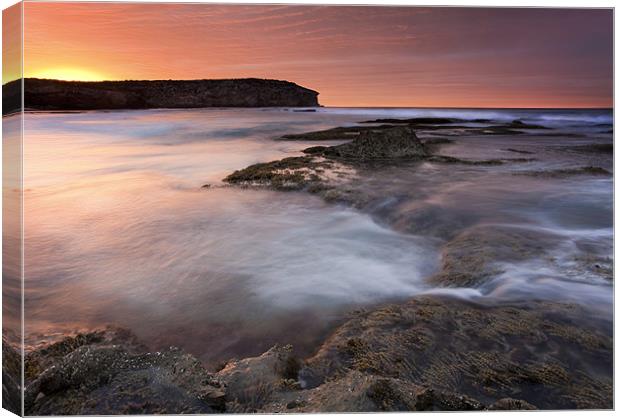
[3, 78, 320, 113]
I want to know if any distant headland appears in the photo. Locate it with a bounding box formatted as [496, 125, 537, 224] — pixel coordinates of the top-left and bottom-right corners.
[2, 78, 320, 114]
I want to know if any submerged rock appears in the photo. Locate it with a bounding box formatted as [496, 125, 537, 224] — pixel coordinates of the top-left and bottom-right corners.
[564, 143, 613, 154]
[515, 166, 611, 178]
[360, 117, 460, 125]
[277, 125, 394, 141]
[429, 225, 562, 287]
[503, 148, 534, 154]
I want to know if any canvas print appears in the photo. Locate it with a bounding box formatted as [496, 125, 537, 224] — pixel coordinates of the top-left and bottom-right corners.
[1, 2, 614, 415]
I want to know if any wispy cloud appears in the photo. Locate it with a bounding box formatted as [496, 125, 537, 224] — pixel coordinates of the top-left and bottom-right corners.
[21, 4, 612, 108]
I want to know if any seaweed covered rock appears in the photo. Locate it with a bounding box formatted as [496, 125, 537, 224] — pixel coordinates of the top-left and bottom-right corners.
[216, 344, 300, 412]
[282, 371, 485, 412]
[24, 328, 226, 415]
[321, 126, 428, 161]
[2, 338, 22, 415]
[428, 225, 562, 287]
[222, 156, 334, 191]
[301, 296, 612, 410]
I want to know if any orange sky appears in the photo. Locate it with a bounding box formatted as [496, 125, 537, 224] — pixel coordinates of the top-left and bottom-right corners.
[3, 2, 21, 85]
[14, 3, 614, 108]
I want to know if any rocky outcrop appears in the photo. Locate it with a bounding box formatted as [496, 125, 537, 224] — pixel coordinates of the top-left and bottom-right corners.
[2, 338, 21, 415]
[4, 78, 319, 112]
[24, 327, 225, 415]
[22, 294, 612, 413]
[321, 126, 429, 160]
[428, 225, 563, 287]
[301, 296, 612, 410]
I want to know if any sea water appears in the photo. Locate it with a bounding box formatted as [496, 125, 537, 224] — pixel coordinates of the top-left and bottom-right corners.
[14, 107, 612, 364]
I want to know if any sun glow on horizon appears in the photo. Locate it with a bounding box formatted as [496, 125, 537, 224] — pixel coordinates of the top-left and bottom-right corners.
[28, 67, 108, 82]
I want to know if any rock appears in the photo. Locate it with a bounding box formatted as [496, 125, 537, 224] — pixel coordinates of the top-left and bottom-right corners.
[489, 398, 538, 410]
[2, 338, 22, 415]
[278, 125, 395, 141]
[428, 225, 562, 287]
[223, 156, 332, 191]
[422, 137, 454, 146]
[515, 166, 611, 178]
[505, 119, 549, 129]
[215, 344, 298, 410]
[426, 155, 536, 165]
[322, 126, 428, 160]
[564, 143, 613, 154]
[302, 296, 612, 410]
[21, 297, 612, 413]
[7, 78, 319, 111]
[302, 146, 329, 155]
[24, 328, 225, 415]
[280, 370, 483, 413]
[360, 117, 459, 125]
[503, 148, 534, 154]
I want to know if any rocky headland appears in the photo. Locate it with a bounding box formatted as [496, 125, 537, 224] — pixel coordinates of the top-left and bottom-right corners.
[2, 78, 319, 113]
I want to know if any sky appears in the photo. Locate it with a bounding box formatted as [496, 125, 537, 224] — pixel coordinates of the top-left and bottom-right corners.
[11, 3, 614, 108]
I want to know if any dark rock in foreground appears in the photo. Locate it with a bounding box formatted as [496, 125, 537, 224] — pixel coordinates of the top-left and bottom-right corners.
[3, 338, 21, 415]
[22, 294, 611, 413]
[4, 78, 319, 112]
[25, 328, 226, 415]
[302, 296, 612, 410]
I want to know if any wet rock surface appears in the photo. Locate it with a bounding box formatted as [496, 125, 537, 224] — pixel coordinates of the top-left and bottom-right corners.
[302, 296, 612, 410]
[563, 143, 613, 154]
[318, 126, 429, 161]
[24, 328, 225, 415]
[23, 295, 612, 413]
[3, 338, 21, 415]
[515, 166, 611, 178]
[428, 225, 563, 287]
[223, 124, 539, 201]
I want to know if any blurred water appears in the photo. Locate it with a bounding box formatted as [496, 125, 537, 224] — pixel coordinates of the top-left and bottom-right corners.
[19, 107, 613, 364]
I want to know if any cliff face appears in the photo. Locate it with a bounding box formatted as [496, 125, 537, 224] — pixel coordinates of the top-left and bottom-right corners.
[3, 78, 319, 112]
